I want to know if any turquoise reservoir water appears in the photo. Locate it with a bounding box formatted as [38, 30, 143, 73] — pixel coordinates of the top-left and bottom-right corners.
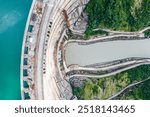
[0, 0, 31, 99]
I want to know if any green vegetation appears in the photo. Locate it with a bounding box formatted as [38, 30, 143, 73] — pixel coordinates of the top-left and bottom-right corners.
[119, 80, 150, 100]
[73, 0, 150, 99]
[73, 80, 101, 100]
[72, 65, 150, 100]
[84, 0, 150, 37]
[144, 29, 150, 37]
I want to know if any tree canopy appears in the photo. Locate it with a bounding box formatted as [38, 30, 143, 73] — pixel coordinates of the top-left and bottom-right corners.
[85, 0, 150, 36]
